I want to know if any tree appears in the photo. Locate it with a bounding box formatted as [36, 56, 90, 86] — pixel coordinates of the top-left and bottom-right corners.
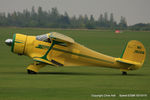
[84, 14, 89, 24]
[37, 6, 44, 27]
[0, 6, 131, 29]
[29, 6, 38, 27]
[58, 12, 70, 28]
[63, 12, 70, 24]
[0, 12, 7, 26]
[129, 23, 150, 31]
[109, 13, 116, 28]
[119, 16, 127, 29]
[86, 15, 96, 29]
[70, 15, 78, 28]
[97, 14, 104, 27]
[104, 12, 109, 27]
[77, 15, 85, 28]
[51, 8, 59, 16]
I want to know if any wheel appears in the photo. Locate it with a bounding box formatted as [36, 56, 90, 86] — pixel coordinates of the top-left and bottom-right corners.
[27, 69, 37, 74]
[122, 71, 127, 75]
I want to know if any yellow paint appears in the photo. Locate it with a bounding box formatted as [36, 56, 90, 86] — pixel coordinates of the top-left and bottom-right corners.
[11, 32, 146, 73]
[13, 34, 27, 54]
[71, 49, 80, 59]
[27, 62, 46, 72]
[122, 40, 146, 64]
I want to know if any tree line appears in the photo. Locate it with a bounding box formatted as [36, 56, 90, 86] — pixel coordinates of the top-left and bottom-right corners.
[0, 6, 149, 30]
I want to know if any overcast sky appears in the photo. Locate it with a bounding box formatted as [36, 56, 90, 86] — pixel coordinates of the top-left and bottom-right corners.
[0, 0, 150, 25]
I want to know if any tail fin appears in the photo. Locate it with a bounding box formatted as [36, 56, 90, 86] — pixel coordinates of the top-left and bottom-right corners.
[121, 40, 146, 64]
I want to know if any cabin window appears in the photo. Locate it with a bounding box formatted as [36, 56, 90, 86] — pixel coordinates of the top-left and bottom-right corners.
[36, 34, 51, 43]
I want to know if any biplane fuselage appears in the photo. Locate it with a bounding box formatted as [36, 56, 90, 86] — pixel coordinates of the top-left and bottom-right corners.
[6, 32, 146, 75]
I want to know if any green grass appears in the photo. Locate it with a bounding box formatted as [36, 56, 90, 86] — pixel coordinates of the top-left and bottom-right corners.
[0, 27, 150, 100]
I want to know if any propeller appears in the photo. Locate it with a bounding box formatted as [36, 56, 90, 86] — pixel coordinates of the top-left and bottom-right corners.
[5, 39, 13, 46]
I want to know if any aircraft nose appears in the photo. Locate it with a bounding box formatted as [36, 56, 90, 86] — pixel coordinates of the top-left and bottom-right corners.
[5, 39, 13, 46]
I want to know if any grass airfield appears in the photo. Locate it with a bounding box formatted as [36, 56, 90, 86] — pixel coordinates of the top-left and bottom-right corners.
[0, 27, 150, 100]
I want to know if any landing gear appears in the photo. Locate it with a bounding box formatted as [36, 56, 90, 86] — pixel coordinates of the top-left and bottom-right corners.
[27, 69, 37, 74]
[27, 61, 46, 74]
[122, 71, 127, 75]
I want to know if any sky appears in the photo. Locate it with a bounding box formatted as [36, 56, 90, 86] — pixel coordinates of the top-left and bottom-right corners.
[0, 0, 150, 25]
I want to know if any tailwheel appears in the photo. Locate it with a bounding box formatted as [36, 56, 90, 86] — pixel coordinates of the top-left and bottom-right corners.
[122, 71, 127, 75]
[27, 69, 37, 74]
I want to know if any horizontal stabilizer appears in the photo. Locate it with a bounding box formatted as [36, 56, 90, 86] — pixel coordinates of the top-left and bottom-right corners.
[116, 58, 141, 66]
[116, 60, 133, 65]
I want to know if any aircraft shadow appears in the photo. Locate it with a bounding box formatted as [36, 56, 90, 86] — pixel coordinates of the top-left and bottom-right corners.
[0, 71, 26, 75]
[38, 71, 148, 76]
[0, 71, 148, 76]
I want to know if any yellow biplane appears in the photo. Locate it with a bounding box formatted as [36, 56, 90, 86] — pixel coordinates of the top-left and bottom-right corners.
[5, 32, 146, 75]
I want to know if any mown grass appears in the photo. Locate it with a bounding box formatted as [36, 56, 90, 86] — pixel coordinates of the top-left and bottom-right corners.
[0, 27, 150, 100]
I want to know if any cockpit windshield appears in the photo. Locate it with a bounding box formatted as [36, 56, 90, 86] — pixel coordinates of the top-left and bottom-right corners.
[36, 34, 51, 43]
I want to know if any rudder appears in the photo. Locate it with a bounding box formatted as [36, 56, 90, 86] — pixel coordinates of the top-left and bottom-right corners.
[121, 40, 146, 64]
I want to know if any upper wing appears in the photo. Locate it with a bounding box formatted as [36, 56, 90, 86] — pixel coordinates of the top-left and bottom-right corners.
[33, 57, 55, 66]
[48, 32, 75, 44]
[33, 57, 64, 66]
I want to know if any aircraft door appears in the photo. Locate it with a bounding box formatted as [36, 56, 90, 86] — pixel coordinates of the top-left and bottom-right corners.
[33, 34, 53, 60]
